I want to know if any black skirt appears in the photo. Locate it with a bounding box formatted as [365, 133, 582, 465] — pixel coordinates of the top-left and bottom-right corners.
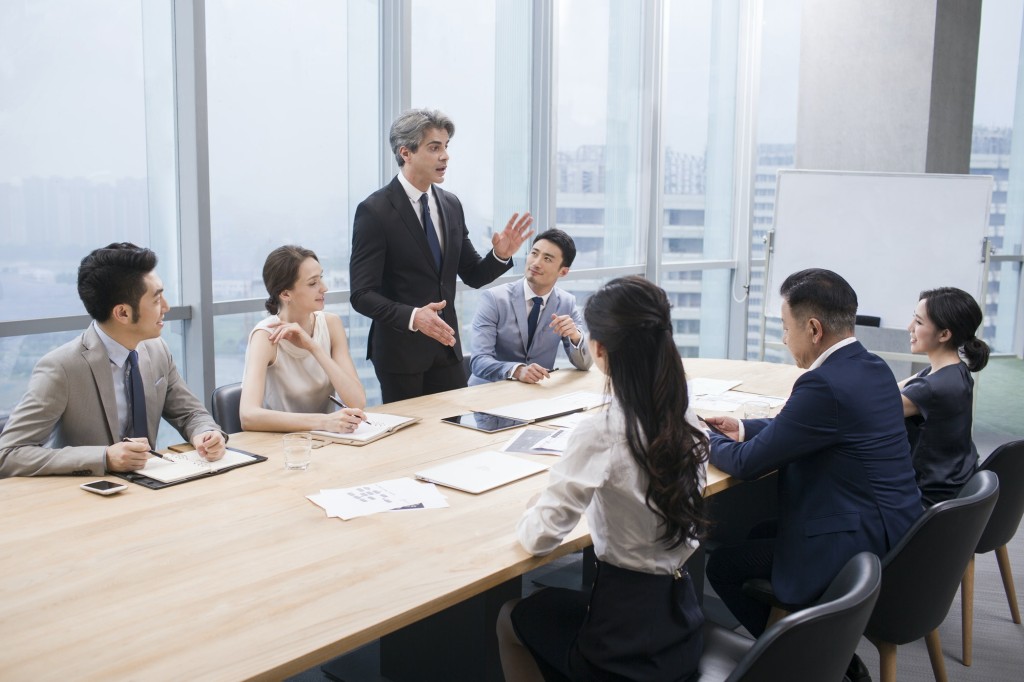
[511, 560, 703, 682]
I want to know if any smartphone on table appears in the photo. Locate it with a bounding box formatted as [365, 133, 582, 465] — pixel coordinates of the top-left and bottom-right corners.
[80, 480, 128, 496]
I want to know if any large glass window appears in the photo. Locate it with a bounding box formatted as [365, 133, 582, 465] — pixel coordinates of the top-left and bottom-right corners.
[556, 0, 644, 270]
[747, 0, 801, 362]
[973, 0, 1024, 354]
[659, 1, 739, 359]
[410, 0, 532, 245]
[0, 0, 178, 417]
[409, 0, 533, 378]
[205, 0, 381, 396]
[0, 0, 177, 318]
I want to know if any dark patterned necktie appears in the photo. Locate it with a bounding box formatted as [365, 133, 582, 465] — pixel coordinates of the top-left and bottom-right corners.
[126, 349, 148, 441]
[527, 297, 543, 349]
[419, 192, 443, 270]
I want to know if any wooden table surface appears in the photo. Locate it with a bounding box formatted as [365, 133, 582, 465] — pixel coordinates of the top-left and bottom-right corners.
[0, 358, 801, 681]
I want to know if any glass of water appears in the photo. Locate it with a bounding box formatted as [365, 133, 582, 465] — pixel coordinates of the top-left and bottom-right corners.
[282, 432, 313, 470]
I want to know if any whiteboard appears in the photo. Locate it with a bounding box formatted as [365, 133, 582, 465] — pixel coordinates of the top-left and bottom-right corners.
[765, 170, 993, 329]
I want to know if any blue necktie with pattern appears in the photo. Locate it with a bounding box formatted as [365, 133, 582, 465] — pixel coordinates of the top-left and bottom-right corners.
[126, 349, 148, 442]
[419, 192, 443, 270]
[527, 297, 543, 349]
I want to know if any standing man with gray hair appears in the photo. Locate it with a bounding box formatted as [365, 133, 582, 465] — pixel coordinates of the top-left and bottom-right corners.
[350, 109, 534, 402]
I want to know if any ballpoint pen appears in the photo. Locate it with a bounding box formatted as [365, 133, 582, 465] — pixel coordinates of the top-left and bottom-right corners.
[123, 436, 166, 459]
[329, 395, 375, 427]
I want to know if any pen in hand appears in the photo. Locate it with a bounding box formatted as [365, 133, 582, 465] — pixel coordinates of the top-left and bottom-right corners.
[329, 395, 375, 428]
[122, 436, 165, 460]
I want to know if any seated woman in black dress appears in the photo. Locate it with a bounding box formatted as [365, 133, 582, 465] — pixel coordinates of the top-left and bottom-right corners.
[900, 287, 990, 505]
[496, 276, 709, 682]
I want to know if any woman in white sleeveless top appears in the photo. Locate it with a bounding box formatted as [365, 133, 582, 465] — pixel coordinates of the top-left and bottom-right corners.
[240, 245, 366, 432]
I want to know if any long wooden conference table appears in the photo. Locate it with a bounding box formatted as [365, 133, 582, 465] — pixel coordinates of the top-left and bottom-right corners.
[0, 358, 802, 681]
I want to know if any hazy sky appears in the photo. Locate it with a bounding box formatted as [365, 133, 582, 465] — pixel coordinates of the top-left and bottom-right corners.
[1, 0, 1022, 188]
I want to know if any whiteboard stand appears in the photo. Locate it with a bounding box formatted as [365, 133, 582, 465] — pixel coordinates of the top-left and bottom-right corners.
[757, 229, 776, 361]
[756, 170, 994, 364]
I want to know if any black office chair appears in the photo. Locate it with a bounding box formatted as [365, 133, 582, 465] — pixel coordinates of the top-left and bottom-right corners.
[699, 552, 882, 682]
[210, 382, 243, 434]
[961, 440, 1024, 665]
[462, 353, 472, 382]
[864, 469, 999, 682]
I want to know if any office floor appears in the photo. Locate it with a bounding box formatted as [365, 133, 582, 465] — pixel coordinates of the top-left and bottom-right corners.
[289, 357, 1024, 682]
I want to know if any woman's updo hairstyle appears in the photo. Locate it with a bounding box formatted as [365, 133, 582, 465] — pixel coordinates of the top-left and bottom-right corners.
[262, 245, 319, 315]
[919, 287, 990, 372]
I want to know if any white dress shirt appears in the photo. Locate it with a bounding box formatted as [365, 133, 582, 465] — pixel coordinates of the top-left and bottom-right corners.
[395, 172, 510, 333]
[517, 400, 706, 575]
[93, 322, 133, 439]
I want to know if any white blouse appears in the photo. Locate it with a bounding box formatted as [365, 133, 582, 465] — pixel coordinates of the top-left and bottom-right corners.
[516, 401, 706, 575]
[243, 311, 333, 415]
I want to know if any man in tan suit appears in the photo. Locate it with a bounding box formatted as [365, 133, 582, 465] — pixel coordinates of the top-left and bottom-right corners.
[0, 243, 226, 478]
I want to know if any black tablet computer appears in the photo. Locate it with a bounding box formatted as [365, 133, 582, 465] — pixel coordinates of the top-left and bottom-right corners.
[441, 412, 530, 433]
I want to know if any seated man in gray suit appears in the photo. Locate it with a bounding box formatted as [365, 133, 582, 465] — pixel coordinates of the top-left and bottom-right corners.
[0, 242, 226, 478]
[469, 229, 591, 384]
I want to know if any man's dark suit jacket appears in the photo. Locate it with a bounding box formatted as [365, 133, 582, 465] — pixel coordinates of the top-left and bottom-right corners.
[709, 340, 922, 605]
[350, 176, 512, 374]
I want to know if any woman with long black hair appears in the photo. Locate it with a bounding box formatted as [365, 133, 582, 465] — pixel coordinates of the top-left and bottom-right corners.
[497, 276, 709, 682]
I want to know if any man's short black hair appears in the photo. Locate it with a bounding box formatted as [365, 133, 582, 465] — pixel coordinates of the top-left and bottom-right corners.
[77, 242, 158, 322]
[533, 229, 577, 268]
[779, 268, 858, 335]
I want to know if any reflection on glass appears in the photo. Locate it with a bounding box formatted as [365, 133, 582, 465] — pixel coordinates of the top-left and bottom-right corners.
[974, 0, 1024, 352]
[556, 0, 645, 269]
[747, 0, 801, 360]
[0, 1, 173, 320]
[205, 0, 380, 304]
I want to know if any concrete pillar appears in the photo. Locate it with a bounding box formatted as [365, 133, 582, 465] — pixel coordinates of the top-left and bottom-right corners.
[796, 0, 981, 173]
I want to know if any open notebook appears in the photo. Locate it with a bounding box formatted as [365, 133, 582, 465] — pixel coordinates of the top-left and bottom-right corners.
[311, 412, 419, 446]
[111, 448, 266, 489]
[414, 451, 549, 494]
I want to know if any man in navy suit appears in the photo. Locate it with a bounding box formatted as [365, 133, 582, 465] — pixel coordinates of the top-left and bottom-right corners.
[468, 229, 592, 385]
[350, 109, 533, 403]
[704, 269, 921, 646]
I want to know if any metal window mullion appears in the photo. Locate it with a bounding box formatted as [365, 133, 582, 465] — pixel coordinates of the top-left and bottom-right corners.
[172, 0, 216, 402]
[380, 0, 411, 186]
[530, 0, 556, 227]
[729, 0, 764, 359]
[642, 0, 665, 285]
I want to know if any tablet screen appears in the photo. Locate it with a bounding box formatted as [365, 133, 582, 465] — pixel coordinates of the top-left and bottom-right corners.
[441, 412, 529, 433]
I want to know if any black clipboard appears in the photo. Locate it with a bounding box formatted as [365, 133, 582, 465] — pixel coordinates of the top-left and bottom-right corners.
[114, 447, 267, 490]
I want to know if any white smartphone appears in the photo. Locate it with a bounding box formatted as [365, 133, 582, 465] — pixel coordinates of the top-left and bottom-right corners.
[80, 480, 127, 496]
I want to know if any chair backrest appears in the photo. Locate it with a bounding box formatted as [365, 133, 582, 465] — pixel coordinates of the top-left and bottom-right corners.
[865, 469, 999, 645]
[210, 382, 243, 435]
[977, 440, 1024, 554]
[725, 552, 882, 682]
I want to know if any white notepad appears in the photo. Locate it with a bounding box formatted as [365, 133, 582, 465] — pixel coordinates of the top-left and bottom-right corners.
[139, 448, 256, 483]
[414, 451, 549, 494]
[311, 412, 419, 445]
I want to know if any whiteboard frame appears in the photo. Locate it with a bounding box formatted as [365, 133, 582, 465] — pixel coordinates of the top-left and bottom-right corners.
[758, 170, 994, 361]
